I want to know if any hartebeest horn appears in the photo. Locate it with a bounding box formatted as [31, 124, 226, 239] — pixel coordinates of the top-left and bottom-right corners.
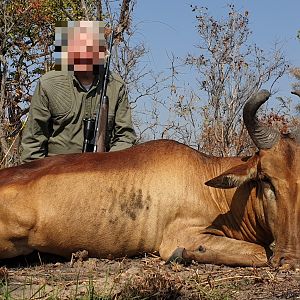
[243, 90, 280, 149]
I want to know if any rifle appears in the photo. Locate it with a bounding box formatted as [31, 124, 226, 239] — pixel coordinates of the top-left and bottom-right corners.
[82, 29, 114, 153]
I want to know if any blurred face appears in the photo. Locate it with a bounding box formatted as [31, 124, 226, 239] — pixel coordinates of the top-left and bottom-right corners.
[55, 20, 106, 73]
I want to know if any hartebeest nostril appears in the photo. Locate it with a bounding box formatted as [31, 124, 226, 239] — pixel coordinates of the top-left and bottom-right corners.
[198, 245, 206, 253]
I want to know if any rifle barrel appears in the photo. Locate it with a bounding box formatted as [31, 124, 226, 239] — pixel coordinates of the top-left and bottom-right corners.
[93, 30, 114, 152]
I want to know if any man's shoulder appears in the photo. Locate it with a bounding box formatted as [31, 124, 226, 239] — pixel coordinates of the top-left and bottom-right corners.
[39, 70, 72, 89]
[40, 70, 71, 80]
[109, 71, 125, 86]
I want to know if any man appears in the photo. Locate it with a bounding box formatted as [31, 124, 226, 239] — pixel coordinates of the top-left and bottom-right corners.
[21, 20, 136, 163]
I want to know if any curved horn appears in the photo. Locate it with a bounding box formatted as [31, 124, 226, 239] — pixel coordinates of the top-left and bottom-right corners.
[243, 90, 280, 149]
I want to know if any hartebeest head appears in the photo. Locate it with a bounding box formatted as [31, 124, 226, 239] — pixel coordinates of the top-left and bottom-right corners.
[206, 90, 300, 269]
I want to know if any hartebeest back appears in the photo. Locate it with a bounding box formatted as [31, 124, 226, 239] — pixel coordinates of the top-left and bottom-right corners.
[0, 90, 299, 268]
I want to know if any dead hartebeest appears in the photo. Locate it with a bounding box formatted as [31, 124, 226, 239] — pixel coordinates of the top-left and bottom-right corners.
[0, 90, 299, 268]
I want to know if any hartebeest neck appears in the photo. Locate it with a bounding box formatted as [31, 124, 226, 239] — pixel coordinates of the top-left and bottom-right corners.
[206, 181, 273, 245]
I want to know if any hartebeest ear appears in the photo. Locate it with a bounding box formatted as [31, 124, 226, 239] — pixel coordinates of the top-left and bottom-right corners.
[205, 156, 259, 189]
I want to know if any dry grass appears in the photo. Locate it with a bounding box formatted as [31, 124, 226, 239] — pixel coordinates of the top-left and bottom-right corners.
[0, 253, 300, 299]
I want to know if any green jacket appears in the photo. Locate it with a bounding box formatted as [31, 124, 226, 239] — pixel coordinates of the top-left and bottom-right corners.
[21, 70, 136, 163]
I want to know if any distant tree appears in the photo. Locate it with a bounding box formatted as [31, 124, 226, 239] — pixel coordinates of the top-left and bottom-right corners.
[290, 28, 300, 113]
[0, 0, 56, 167]
[291, 68, 300, 113]
[168, 4, 289, 156]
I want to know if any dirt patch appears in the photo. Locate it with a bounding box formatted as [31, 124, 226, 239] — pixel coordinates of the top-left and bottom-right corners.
[0, 252, 299, 299]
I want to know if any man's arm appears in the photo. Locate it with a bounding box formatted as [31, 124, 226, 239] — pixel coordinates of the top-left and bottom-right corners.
[21, 81, 51, 163]
[109, 83, 136, 151]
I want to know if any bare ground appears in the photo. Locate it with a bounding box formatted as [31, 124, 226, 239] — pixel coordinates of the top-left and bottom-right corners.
[0, 251, 299, 299]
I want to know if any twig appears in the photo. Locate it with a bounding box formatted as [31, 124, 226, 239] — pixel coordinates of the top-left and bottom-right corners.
[81, 0, 90, 20]
[0, 116, 26, 167]
[202, 274, 265, 287]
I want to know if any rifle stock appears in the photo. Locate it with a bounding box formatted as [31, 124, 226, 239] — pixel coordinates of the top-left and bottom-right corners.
[96, 95, 109, 152]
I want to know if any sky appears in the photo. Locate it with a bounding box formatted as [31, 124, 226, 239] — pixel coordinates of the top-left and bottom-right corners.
[133, 0, 300, 105]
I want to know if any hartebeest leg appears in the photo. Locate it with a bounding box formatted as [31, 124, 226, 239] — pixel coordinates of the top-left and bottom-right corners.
[160, 231, 270, 267]
[170, 244, 268, 267]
